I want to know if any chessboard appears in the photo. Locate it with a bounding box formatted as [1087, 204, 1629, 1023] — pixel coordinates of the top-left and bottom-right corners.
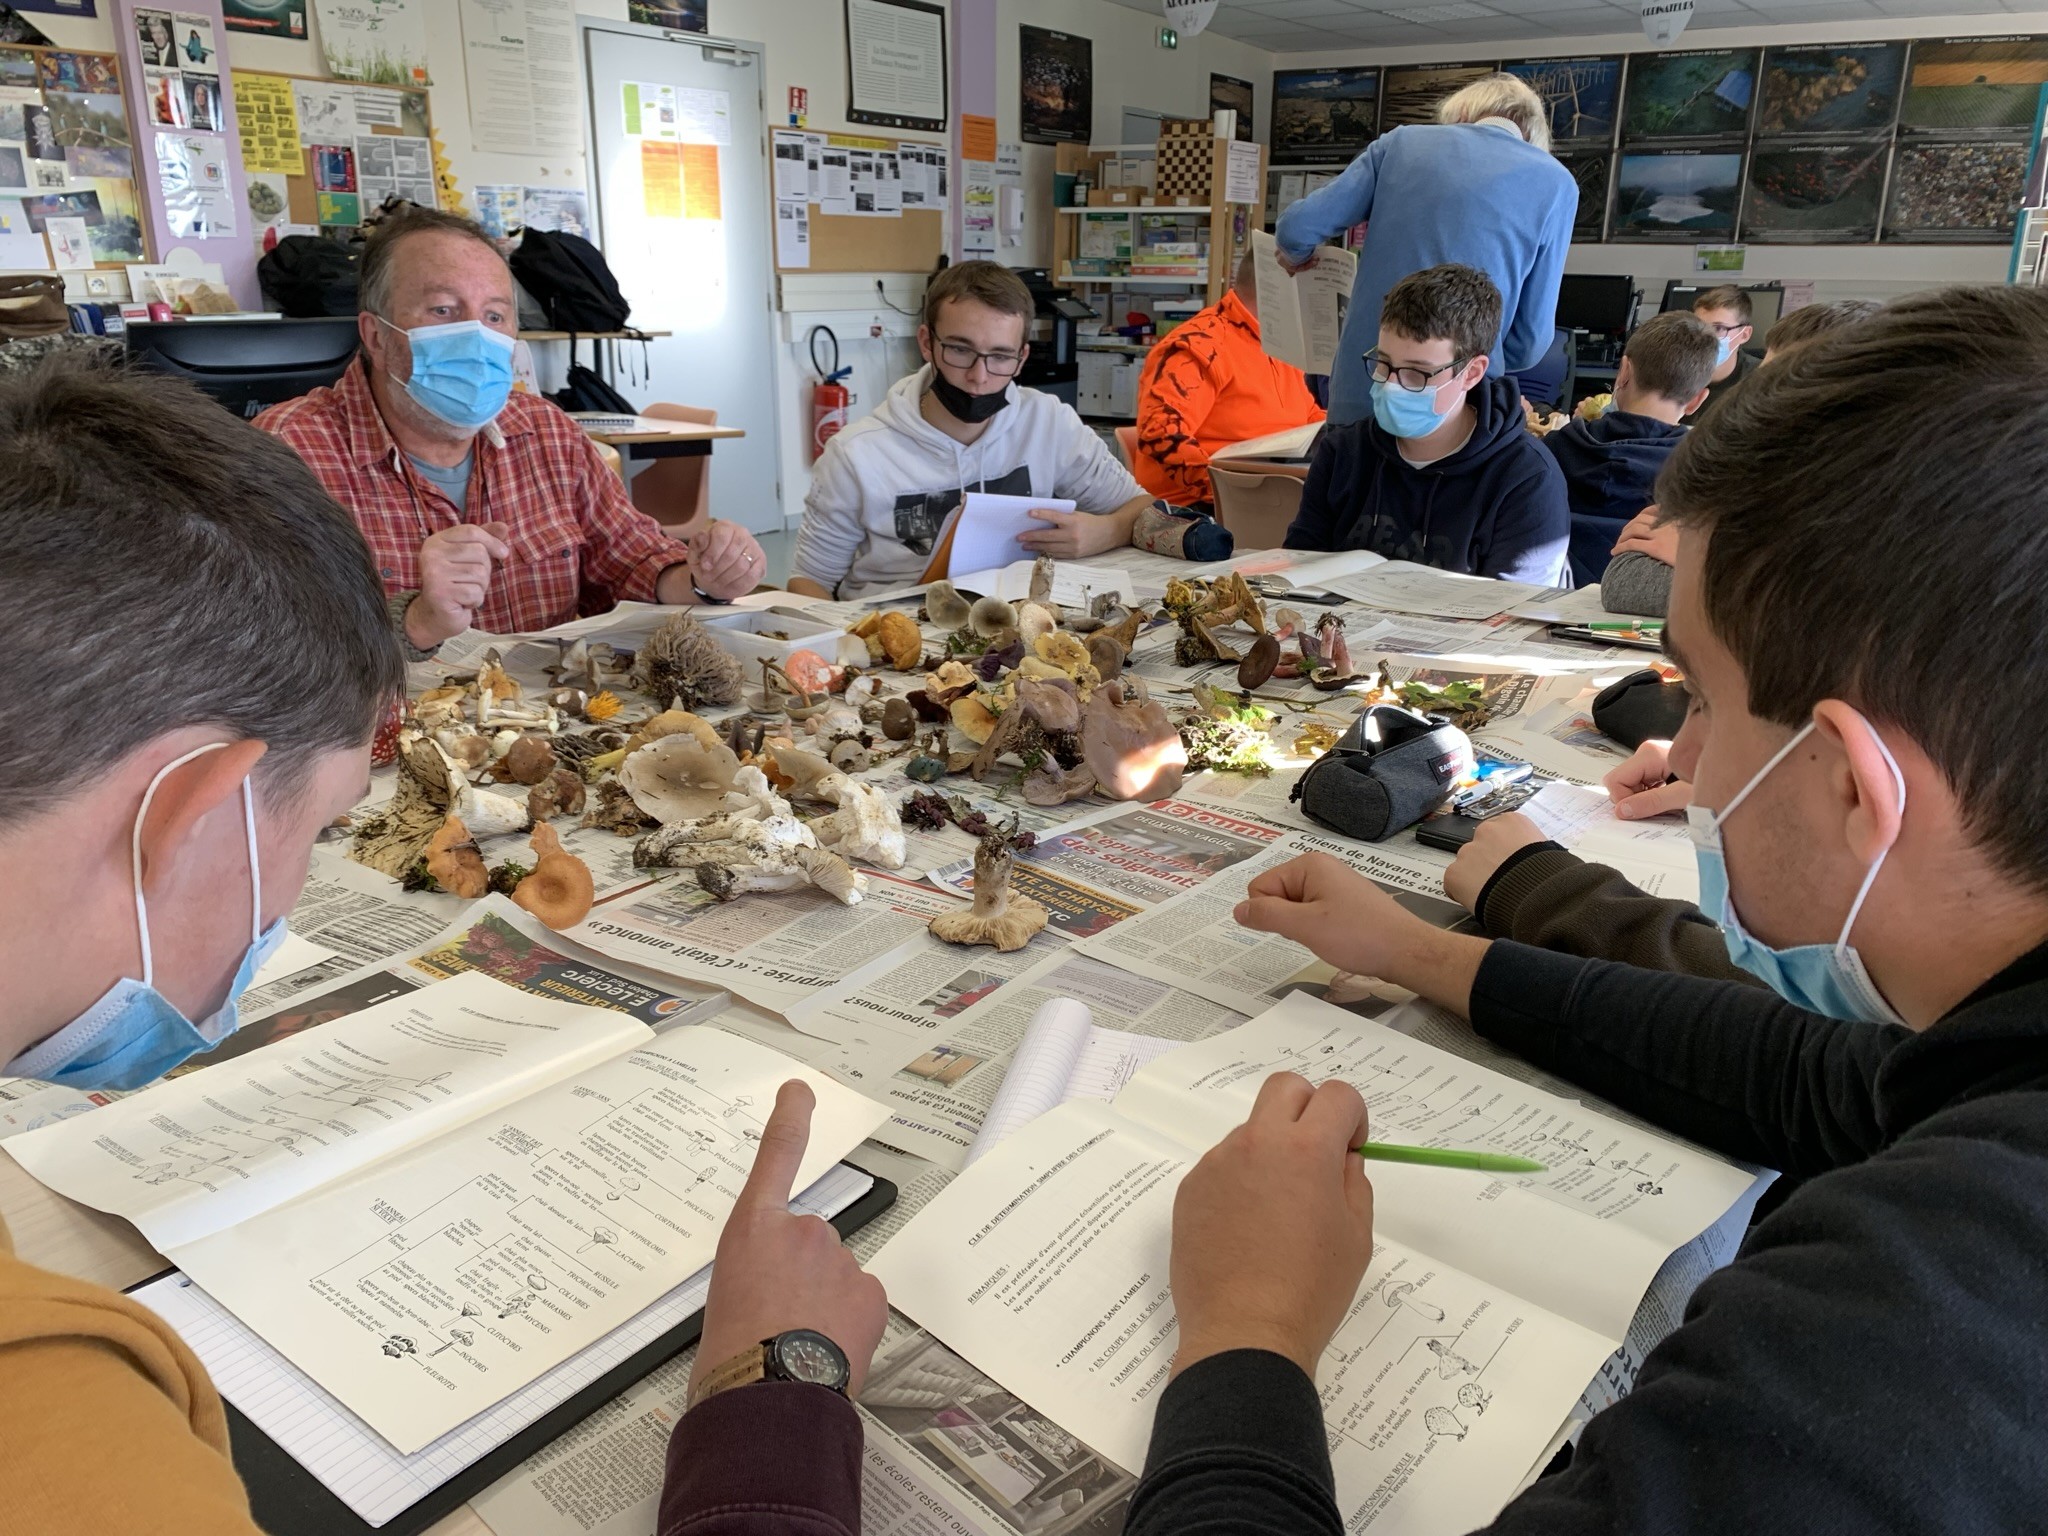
[1154, 120, 1215, 202]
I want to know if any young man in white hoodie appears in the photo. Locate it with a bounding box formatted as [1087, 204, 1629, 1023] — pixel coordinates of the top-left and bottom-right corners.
[790, 261, 1150, 599]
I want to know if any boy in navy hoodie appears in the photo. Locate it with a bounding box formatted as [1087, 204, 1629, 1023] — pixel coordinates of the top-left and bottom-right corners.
[1545, 310, 1719, 585]
[1286, 264, 1570, 585]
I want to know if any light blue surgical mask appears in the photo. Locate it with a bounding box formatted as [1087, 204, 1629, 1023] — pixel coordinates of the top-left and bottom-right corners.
[1685, 716, 1906, 1025]
[380, 317, 515, 432]
[1371, 376, 1458, 440]
[1715, 333, 1737, 366]
[6, 744, 287, 1090]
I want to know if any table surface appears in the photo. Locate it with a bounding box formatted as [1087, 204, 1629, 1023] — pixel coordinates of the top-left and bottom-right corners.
[0, 551, 1636, 1536]
[580, 419, 748, 445]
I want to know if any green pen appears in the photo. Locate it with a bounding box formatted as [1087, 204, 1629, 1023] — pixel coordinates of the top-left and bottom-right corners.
[1354, 1142, 1548, 1174]
[1582, 620, 1663, 633]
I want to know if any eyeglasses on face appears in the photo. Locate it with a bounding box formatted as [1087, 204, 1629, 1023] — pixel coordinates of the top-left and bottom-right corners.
[1365, 351, 1470, 393]
[937, 339, 1025, 376]
[1704, 320, 1749, 337]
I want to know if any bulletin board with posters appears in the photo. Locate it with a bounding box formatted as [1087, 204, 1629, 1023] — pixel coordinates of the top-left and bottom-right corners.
[770, 127, 946, 273]
[0, 40, 153, 278]
[227, 65, 451, 247]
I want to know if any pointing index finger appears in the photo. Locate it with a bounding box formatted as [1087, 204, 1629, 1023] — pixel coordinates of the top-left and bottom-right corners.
[734, 1079, 815, 1215]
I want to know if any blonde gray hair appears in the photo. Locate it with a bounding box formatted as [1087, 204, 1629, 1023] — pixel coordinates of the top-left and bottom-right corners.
[1437, 73, 1550, 153]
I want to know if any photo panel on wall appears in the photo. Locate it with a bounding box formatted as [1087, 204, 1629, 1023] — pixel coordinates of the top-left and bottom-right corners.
[1622, 48, 1760, 142]
[1379, 62, 1495, 132]
[1612, 148, 1744, 241]
[1271, 66, 1379, 166]
[1503, 56, 1623, 148]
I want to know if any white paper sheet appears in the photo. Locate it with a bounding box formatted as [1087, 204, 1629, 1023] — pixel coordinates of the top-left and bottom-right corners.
[1318, 561, 1554, 621]
[965, 997, 1184, 1165]
[1250, 228, 1357, 376]
[944, 493, 1075, 580]
[1520, 782, 1700, 902]
[8, 973, 649, 1252]
[133, 1164, 874, 1528]
[950, 558, 1135, 608]
[168, 1029, 886, 1452]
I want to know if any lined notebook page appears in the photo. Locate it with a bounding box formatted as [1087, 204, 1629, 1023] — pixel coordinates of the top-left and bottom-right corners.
[132, 1164, 873, 1528]
[966, 999, 1184, 1166]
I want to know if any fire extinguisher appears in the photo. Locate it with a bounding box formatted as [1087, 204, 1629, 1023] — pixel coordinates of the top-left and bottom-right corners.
[809, 325, 853, 461]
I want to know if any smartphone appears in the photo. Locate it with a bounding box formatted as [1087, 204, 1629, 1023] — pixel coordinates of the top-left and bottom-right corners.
[1416, 814, 1483, 852]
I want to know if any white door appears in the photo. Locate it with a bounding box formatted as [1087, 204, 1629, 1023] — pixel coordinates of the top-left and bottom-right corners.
[582, 21, 782, 532]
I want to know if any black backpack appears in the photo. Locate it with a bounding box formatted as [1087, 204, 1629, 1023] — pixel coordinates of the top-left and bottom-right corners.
[548, 362, 638, 416]
[510, 228, 632, 333]
[258, 235, 361, 317]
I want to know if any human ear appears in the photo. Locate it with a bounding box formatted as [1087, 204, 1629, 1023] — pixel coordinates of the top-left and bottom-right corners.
[916, 324, 934, 367]
[1682, 384, 1710, 415]
[136, 740, 269, 898]
[1812, 700, 1904, 870]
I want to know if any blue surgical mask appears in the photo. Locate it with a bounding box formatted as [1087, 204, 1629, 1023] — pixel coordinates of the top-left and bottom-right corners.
[1715, 334, 1737, 365]
[381, 317, 515, 431]
[6, 744, 287, 1090]
[1685, 716, 1906, 1025]
[1371, 376, 1458, 440]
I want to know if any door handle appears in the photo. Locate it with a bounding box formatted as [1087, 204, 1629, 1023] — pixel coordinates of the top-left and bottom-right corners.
[697, 43, 751, 67]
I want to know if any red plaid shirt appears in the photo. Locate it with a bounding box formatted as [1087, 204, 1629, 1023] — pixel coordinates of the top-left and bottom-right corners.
[259, 360, 693, 635]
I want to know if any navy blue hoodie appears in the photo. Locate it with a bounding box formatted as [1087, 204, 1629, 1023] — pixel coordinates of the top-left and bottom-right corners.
[1284, 376, 1570, 585]
[1543, 408, 1688, 586]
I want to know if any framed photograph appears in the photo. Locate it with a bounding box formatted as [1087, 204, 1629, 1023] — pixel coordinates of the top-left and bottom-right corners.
[1884, 139, 2027, 241]
[1756, 42, 1907, 138]
[1380, 62, 1496, 131]
[223, 0, 310, 39]
[626, 1, 707, 26]
[1560, 148, 1613, 241]
[1503, 56, 1623, 146]
[1611, 149, 1745, 240]
[1020, 24, 1091, 144]
[1900, 36, 2048, 135]
[1621, 48, 1760, 141]
[1271, 65, 1378, 165]
[846, 0, 946, 133]
[1211, 71, 1253, 141]
[1741, 143, 1887, 242]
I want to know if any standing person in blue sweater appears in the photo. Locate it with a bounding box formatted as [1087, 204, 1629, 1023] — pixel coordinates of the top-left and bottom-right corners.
[1274, 73, 1576, 425]
[1544, 310, 1719, 585]
[1286, 264, 1570, 585]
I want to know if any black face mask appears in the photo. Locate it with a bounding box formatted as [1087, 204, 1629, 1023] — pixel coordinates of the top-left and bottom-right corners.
[929, 369, 1011, 424]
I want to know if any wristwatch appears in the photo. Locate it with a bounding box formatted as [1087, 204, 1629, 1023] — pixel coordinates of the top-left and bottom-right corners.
[688, 1329, 850, 1410]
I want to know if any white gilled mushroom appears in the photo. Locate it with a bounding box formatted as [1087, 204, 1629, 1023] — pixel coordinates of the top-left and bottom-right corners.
[928, 831, 1047, 951]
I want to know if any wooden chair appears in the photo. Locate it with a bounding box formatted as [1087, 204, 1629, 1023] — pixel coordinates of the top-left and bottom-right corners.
[592, 440, 624, 480]
[1114, 424, 1138, 469]
[628, 402, 718, 531]
[1210, 466, 1307, 551]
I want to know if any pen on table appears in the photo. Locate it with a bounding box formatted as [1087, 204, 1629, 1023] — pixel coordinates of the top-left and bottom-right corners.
[1581, 620, 1663, 633]
[1354, 1142, 1548, 1174]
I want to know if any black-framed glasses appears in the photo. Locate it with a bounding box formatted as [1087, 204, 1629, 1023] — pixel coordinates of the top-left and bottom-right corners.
[1365, 351, 1470, 393]
[1704, 320, 1749, 338]
[937, 338, 1026, 377]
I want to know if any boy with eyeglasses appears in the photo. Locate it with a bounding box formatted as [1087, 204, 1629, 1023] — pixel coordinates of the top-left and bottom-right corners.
[1681, 285, 1758, 424]
[790, 261, 1151, 600]
[1285, 263, 1570, 585]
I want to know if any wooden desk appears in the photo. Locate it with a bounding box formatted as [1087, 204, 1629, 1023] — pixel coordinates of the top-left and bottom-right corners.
[578, 418, 747, 463]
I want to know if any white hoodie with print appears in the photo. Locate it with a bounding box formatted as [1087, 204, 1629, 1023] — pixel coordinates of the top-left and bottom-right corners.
[793, 364, 1143, 598]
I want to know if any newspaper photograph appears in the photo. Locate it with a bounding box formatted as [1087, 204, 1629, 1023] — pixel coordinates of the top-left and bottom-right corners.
[792, 948, 1244, 1171]
[928, 801, 1280, 934]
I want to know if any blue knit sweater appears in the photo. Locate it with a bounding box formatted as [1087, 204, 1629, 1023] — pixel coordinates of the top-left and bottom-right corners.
[1275, 122, 1578, 427]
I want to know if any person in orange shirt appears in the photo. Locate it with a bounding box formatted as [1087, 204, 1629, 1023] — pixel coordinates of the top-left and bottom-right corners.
[1132, 250, 1325, 507]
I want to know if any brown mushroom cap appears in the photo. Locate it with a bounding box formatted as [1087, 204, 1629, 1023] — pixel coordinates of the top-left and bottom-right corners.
[502, 735, 560, 785]
[425, 815, 489, 898]
[877, 610, 925, 670]
[512, 822, 596, 930]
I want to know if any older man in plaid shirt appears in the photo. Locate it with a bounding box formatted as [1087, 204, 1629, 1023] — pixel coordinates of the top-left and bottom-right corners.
[261, 209, 765, 654]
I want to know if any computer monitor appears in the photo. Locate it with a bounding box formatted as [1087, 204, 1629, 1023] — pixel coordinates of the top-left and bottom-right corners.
[1554, 274, 1636, 335]
[1658, 281, 1784, 337]
[125, 316, 361, 419]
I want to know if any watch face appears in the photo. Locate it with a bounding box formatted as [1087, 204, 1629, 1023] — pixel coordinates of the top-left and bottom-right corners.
[772, 1329, 849, 1389]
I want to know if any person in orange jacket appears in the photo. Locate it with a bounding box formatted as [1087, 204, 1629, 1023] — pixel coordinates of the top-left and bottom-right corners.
[1132, 250, 1325, 508]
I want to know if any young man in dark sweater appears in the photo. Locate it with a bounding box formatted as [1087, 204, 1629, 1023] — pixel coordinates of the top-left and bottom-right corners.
[1544, 309, 1717, 585]
[1680, 283, 1758, 423]
[1286, 263, 1570, 585]
[1130, 287, 2048, 1535]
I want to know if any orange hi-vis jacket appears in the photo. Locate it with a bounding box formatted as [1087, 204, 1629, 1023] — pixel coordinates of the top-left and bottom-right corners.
[1133, 289, 1325, 507]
